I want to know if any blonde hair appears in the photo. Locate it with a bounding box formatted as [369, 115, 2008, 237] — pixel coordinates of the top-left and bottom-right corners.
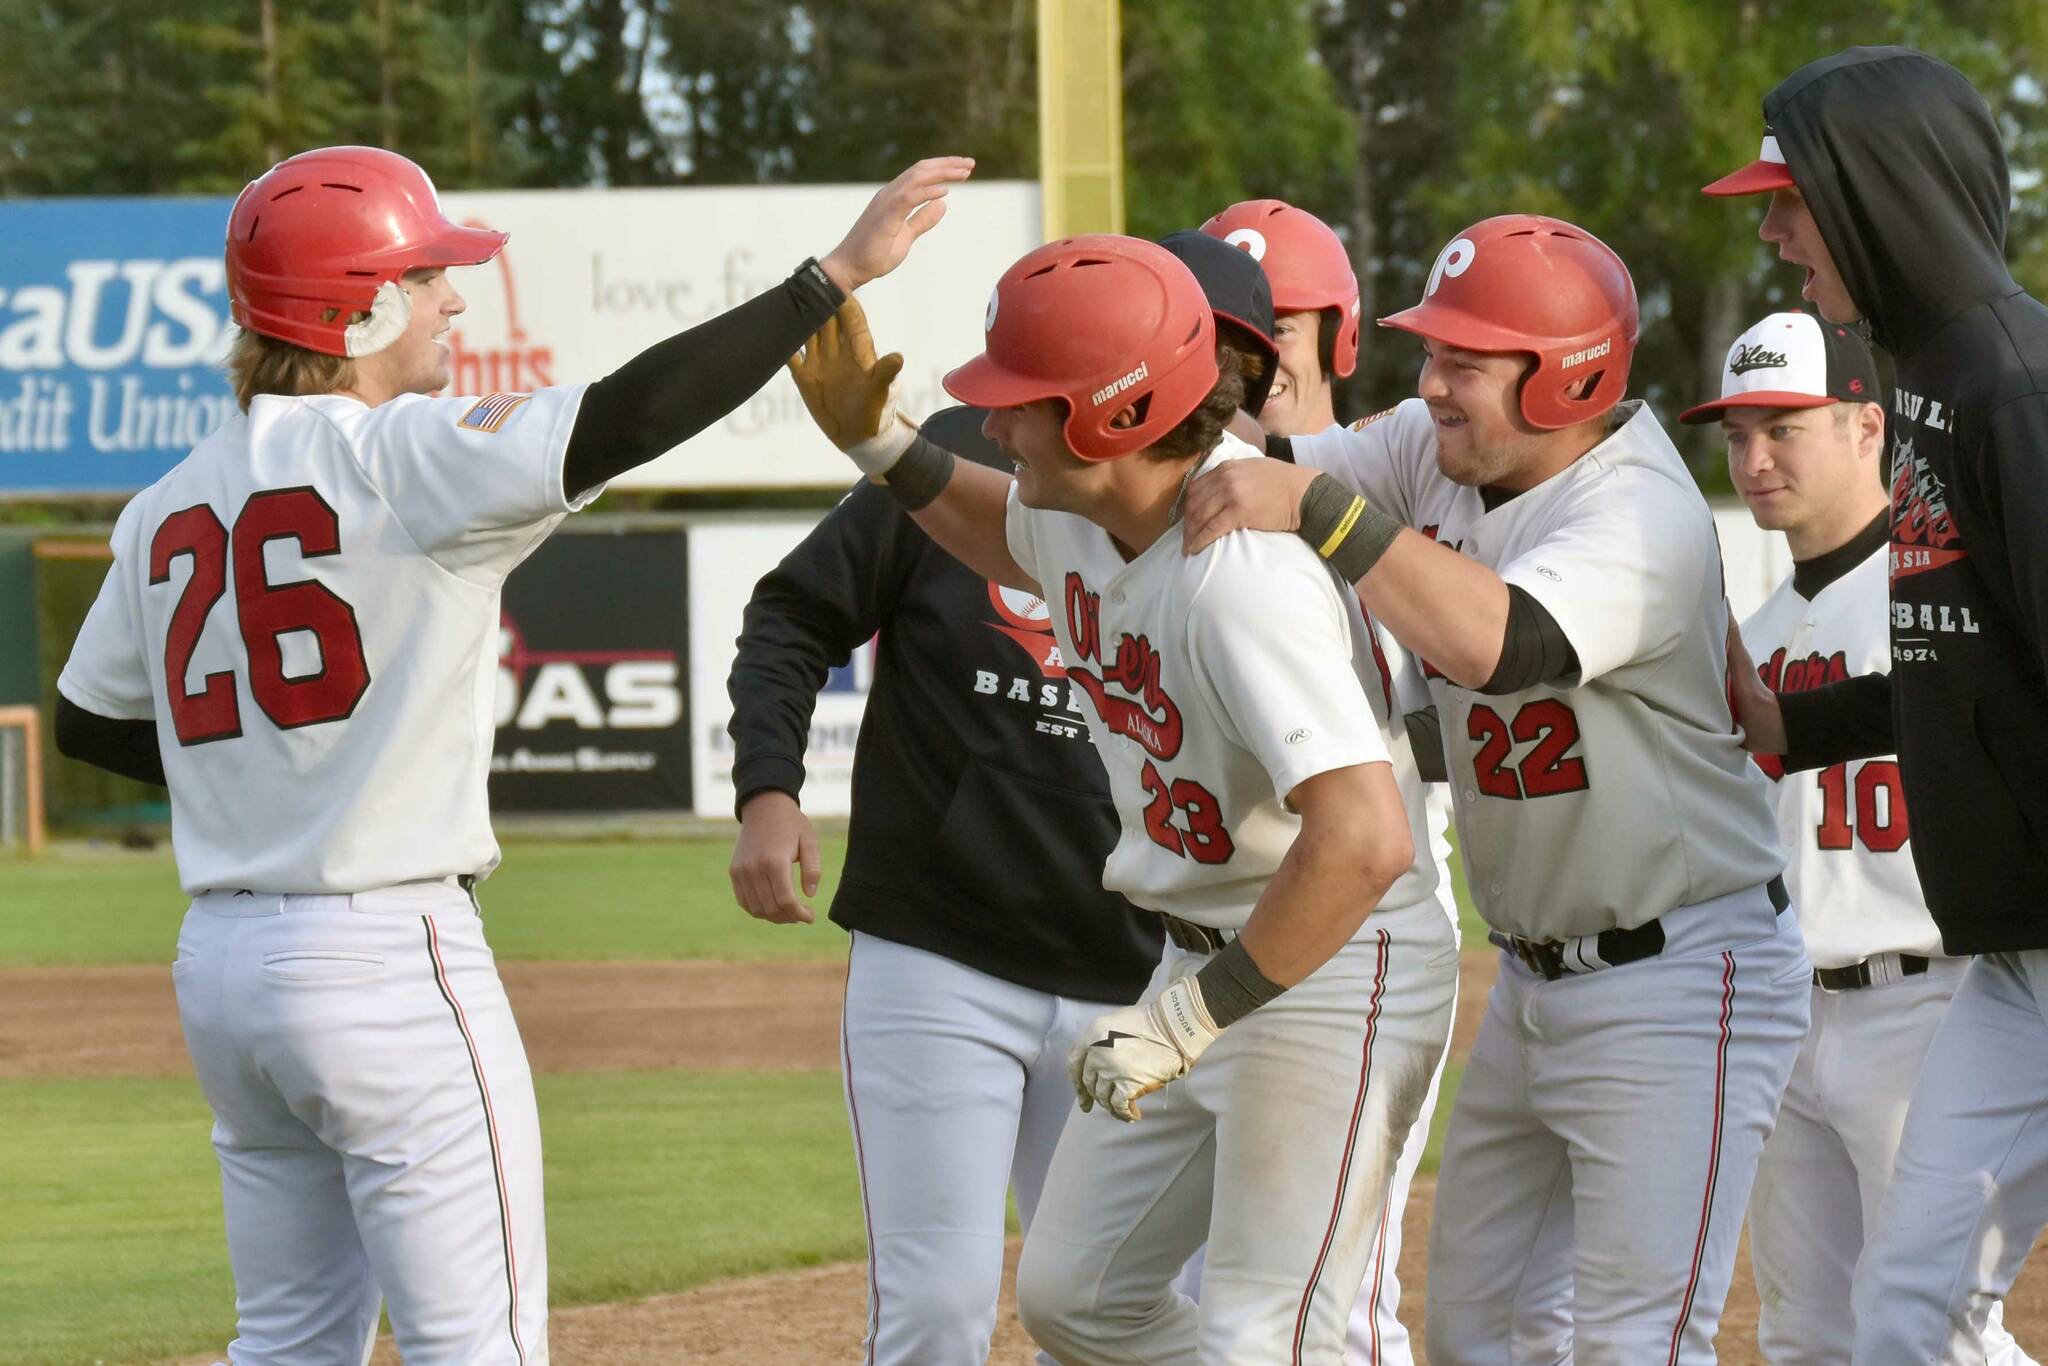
[226, 328, 358, 411]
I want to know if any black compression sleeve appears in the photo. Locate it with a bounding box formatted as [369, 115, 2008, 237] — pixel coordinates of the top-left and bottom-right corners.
[561, 259, 845, 499]
[54, 695, 165, 786]
[1478, 586, 1581, 695]
[1404, 707, 1447, 782]
[1781, 672, 1896, 772]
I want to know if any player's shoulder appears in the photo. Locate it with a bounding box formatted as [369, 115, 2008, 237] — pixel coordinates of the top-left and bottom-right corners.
[1295, 396, 1433, 469]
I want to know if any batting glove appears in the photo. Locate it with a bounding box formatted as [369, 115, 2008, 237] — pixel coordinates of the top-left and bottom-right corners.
[787, 297, 918, 476]
[1069, 975, 1221, 1123]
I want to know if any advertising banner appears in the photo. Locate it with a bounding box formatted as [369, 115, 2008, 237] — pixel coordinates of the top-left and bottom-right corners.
[0, 182, 1040, 494]
[686, 514, 871, 818]
[491, 529, 692, 811]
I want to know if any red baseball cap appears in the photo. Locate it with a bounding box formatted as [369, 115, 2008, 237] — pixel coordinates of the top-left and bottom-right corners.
[1702, 129, 1798, 197]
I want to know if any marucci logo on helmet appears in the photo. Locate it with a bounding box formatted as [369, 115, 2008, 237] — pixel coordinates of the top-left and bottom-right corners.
[1090, 361, 1150, 409]
[1560, 338, 1613, 369]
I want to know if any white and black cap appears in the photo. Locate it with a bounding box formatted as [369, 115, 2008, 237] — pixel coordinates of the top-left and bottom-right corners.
[1678, 311, 1881, 424]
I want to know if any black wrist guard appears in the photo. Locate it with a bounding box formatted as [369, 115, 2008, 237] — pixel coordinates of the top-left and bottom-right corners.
[1194, 938, 1288, 1028]
[883, 434, 956, 511]
[1298, 471, 1402, 584]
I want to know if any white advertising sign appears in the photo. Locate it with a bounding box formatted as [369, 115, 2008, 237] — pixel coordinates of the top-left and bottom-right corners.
[439, 181, 1039, 489]
[687, 514, 872, 817]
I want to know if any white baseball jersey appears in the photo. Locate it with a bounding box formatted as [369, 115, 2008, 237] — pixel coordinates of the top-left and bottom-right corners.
[1741, 542, 1940, 968]
[1003, 431, 1439, 930]
[1291, 398, 1783, 940]
[59, 386, 594, 895]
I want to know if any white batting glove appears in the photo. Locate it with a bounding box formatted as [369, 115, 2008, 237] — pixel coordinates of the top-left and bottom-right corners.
[1068, 975, 1221, 1123]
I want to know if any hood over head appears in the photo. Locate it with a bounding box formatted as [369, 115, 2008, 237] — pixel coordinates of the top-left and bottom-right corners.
[1765, 46, 2014, 354]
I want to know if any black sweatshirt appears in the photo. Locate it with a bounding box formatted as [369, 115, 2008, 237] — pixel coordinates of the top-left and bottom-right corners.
[1770, 47, 2048, 952]
[726, 406, 1162, 1003]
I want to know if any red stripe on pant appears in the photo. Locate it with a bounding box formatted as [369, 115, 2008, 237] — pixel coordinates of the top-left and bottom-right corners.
[423, 915, 526, 1364]
[1666, 950, 1736, 1365]
[842, 939, 881, 1366]
[1293, 930, 1391, 1364]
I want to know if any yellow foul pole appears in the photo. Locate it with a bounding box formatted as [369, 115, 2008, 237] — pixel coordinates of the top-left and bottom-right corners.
[1037, 0, 1125, 239]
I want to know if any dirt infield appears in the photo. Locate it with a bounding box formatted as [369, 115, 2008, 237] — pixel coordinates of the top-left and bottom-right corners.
[14, 953, 2046, 1362]
[0, 960, 849, 1077]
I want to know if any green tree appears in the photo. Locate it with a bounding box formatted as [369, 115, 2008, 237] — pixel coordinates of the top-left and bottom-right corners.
[1428, 0, 2048, 475]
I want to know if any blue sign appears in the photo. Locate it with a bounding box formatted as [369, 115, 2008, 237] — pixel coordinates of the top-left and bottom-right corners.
[0, 196, 239, 494]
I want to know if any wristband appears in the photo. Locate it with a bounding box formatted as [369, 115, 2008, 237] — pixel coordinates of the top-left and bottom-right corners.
[845, 410, 918, 478]
[881, 433, 957, 511]
[1192, 938, 1288, 1028]
[1298, 472, 1403, 584]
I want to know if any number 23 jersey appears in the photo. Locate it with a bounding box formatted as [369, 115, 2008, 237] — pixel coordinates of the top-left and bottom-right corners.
[1740, 545, 1936, 968]
[1004, 432, 1440, 932]
[1292, 398, 1783, 941]
[59, 386, 594, 895]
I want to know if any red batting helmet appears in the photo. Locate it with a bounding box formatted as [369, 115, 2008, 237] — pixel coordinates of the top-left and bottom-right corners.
[226, 146, 507, 358]
[1381, 215, 1638, 430]
[943, 235, 1218, 462]
[1200, 199, 1361, 378]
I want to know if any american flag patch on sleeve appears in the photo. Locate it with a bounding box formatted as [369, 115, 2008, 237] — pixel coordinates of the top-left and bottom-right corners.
[458, 392, 532, 433]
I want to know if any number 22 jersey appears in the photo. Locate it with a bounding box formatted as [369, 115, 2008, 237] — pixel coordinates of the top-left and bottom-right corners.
[59, 386, 595, 895]
[1290, 398, 1783, 941]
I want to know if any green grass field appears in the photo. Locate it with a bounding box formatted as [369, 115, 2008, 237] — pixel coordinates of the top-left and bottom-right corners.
[0, 837, 1483, 1363]
[0, 836, 1486, 966]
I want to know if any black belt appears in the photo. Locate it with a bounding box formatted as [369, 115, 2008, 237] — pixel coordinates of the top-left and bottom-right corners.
[1814, 954, 1929, 991]
[1158, 912, 1232, 954]
[1492, 876, 1790, 984]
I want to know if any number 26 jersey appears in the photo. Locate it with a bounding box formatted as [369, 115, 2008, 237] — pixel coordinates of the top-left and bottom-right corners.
[59, 386, 595, 896]
[1291, 398, 1783, 941]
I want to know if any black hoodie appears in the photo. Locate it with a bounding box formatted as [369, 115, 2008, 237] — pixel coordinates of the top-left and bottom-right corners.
[725, 406, 1162, 1003]
[1770, 47, 2048, 953]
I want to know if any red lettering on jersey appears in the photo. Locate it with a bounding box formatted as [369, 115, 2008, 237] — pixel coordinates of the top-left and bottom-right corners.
[1140, 760, 1235, 864]
[1359, 605, 1395, 711]
[1063, 573, 1101, 663]
[1758, 646, 1849, 695]
[1062, 571, 1185, 759]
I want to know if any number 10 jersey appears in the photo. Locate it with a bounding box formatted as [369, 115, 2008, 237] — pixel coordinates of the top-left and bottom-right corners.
[59, 386, 594, 895]
[1740, 546, 1938, 969]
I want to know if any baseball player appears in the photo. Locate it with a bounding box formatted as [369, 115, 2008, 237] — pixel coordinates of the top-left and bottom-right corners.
[1708, 48, 2048, 1363]
[51, 144, 969, 1365]
[1687, 310, 2034, 1364]
[1178, 214, 1810, 1363]
[1193, 197, 1459, 1366]
[721, 229, 1277, 1366]
[785, 236, 1458, 1361]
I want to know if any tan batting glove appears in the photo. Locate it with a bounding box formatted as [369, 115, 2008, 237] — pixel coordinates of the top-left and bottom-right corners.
[1068, 975, 1221, 1123]
[787, 298, 918, 476]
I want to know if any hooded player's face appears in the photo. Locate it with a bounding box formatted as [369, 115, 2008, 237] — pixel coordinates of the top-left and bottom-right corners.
[1416, 340, 1549, 488]
[1760, 189, 1859, 325]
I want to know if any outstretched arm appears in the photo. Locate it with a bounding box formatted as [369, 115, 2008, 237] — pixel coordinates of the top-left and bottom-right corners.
[561, 157, 975, 499]
[788, 298, 1034, 593]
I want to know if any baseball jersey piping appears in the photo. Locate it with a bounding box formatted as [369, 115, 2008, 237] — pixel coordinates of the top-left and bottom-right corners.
[1292, 928, 1391, 1361]
[422, 914, 527, 1364]
[1666, 949, 1737, 1364]
[840, 941, 882, 1366]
